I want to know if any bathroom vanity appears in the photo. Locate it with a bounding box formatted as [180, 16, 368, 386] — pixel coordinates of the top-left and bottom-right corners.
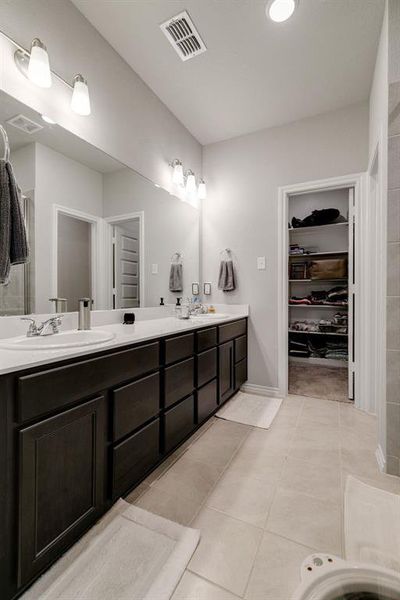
[0, 315, 247, 599]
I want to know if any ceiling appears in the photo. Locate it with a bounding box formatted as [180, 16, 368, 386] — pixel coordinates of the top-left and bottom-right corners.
[72, 0, 384, 145]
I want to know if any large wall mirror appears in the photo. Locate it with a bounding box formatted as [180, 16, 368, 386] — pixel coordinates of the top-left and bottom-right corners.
[0, 90, 200, 316]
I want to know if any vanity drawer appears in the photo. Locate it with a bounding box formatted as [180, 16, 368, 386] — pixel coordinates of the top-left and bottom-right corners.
[164, 395, 195, 454]
[165, 333, 194, 365]
[197, 379, 218, 424]
[235, 335, 247, 363]
[113, 372, 160, 442]
[235, 358, 248, 390]
[218, 319, 246, 344]
[196, 347, 217, 388]
[112, 419, 160, 499]
[196, 327, 217, 352]
[164, 357, 194, 409]
[17, 342, 159, 423]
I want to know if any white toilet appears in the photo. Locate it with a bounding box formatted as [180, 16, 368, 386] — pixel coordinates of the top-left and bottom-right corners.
[292, 553, 400, 600]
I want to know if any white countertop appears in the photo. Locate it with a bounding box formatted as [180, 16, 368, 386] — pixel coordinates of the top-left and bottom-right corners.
[0, 313, 248, 375]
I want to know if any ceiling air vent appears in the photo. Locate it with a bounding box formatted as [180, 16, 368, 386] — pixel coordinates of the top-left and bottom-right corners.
[6, 114, 43, 134]
[160, 11, 207, 62]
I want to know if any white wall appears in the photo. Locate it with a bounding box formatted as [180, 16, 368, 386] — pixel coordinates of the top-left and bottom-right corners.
[103, 168, 200, 307]
[34, 142, 103, 312]
[368, 2, 389, 464]
[0, 0, 201, 191]
[202, 102, 369, 390]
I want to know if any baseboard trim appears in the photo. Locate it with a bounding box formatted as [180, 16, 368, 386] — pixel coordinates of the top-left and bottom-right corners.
[240, 383, 283, 398]
[375, 444, 386, 473]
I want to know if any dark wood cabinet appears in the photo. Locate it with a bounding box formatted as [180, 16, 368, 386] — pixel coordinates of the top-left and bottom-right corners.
[164, 357, 194, 408]
[219, 341, 235, 404]
[112, 419, 160, 499]
[164, 395, 195, 453]
[0, 317, 247, 600]
[197, 347, 217, 388]
[18, 396, 106, 586]
[197, 379, 218, 423]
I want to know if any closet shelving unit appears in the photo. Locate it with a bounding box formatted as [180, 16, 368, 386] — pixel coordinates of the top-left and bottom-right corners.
[288, 196, 351, 370]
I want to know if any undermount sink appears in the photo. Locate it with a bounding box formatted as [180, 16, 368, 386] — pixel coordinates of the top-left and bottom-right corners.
[0, 329, 116, 351]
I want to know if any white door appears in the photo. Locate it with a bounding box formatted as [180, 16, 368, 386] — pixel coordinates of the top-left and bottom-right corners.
[113, 222, 140, 309]
[348, 187, 356, 400]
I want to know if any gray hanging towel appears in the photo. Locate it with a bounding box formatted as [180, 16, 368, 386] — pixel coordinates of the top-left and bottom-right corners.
[218, 259, 236, 291]
[169, 263, 183, 292]
[0, 160, 29, 284]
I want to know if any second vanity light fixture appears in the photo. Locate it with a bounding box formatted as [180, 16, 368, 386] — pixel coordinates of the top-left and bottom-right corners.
[170, 159, 207, 200]
[14, 37, 91, 116]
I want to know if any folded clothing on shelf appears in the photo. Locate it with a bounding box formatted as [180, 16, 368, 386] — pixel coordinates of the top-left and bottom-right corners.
[290, 286, 348, 307]
[290, 318, 348, 334]
[291, 208, 344, 228]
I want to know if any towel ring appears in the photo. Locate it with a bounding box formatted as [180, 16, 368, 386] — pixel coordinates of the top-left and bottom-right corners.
[0, 124, 10, 162]
[171, 251, 183, 263]
[219, 248, 232, 258]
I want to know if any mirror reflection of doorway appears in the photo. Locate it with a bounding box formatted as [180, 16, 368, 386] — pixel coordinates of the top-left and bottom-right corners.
[57, 213, 92, 312]
[113, 219, 140, 309]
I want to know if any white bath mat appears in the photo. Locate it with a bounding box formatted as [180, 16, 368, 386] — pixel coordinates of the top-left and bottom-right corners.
[216, 392, 282, 429]
[344, 475, 400, 572]
[23, 499, 200, 600]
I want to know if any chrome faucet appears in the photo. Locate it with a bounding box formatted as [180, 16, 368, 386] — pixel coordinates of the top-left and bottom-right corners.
[21, 315, 63, 337]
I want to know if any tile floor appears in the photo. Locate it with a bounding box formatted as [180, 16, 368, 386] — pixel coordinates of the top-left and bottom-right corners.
[126, 395, 400, 599]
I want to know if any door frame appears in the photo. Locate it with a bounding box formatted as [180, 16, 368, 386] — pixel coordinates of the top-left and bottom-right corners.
[52, 204, 103, 309]
[104, 212, 145, 309]
[278, 172, 369, 409]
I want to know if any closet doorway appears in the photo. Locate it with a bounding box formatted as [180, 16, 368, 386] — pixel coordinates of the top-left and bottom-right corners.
[278, 174, 365, 405]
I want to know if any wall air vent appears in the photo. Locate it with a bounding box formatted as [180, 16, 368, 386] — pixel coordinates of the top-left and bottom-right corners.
[160, 11, 207, 62]
[6, 114, 43, 134]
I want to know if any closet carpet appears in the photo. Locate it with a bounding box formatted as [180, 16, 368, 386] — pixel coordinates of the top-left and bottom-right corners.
[289, 364, 349, 402]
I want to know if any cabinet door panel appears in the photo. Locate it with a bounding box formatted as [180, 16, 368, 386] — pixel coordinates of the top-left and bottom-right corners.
[164, 395, 195, 453]
[18, 396, 106, 586]
[219, 341, 234, 404]
[113, 372, 160, 442]
[164, 358, 194, 408]
[234, 335, 247, 364]
[218, 320, 246, 344]
[112, 419, 160, 498]
[165, 333, 194, 365]
[196, 327, 217, 352]
[235, 358, 248, 390]
[197, 348, 217, 388]
[197, 379, 218, 423]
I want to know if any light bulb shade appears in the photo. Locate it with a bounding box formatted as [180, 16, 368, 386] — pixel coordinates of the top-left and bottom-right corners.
[185, 172, 196, 195]
[172, 162, 184, 186]
[28, 39, 52, 88]
[198, 179, 207, 200]
[267, 0, 297, 22]
[71, 75, 91, 116]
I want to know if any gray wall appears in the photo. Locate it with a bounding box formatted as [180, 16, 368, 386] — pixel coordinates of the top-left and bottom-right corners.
[202, 102, 369, 390]
[58, 214, 91, 312]
[0, 0, 201, 190]
[386, 0, 400, 476]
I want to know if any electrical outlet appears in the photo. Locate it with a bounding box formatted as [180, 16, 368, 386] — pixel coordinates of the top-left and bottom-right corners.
[257, 256, 266, 270]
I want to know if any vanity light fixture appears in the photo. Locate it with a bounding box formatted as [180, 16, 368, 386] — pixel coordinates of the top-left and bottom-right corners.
[170, 159, 184, 186]
[198, 179, 207, 200]
[185, 169, 196, 195]
[266, 0, 298, 22]
[41, 114, 56, 124]
[71, 74, 91, 116]
[27, 38, 52, 88]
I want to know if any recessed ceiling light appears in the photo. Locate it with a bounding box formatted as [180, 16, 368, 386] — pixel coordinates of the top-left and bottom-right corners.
[266, 0, 298, 23]
[41, 114, 56, 124]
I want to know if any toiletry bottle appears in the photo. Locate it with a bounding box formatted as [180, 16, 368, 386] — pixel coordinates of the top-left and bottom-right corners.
[175, 297, 182, 318]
